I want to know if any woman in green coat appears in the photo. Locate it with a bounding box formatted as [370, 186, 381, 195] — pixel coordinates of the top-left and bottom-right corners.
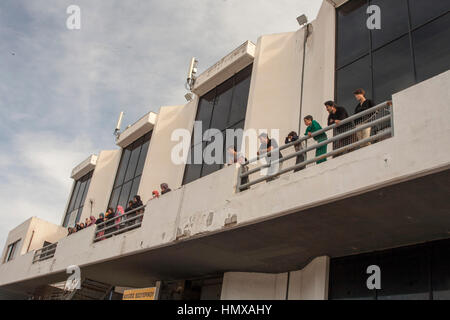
[304, 115, 328, 164]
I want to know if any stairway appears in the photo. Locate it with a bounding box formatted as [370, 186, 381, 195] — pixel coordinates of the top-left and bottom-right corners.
[46, 279, 113, 300]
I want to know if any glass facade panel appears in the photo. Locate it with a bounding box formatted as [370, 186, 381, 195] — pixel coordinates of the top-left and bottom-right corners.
[413, 13, 450, 82]
[377, 245, 430, 300]
[336, 55, 372, 115]
[330, 239, 450, 300]
[108, 132, 152, 210]
[370, 0, 409, 50]
[372, 35, 415, 104]
[336, 0, 450, 113]
[63, 171, 93, 227]
[182, 64, 252, 185]
[408, 0, 450, 28]
[336, 0, 370, 68]
[329, 253, 377, 300]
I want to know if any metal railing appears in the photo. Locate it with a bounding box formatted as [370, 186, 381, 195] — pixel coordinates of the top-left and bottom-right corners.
[93, 205, 146, 243]
[236, 101, 393, 192]
[32, 242, 58, 263]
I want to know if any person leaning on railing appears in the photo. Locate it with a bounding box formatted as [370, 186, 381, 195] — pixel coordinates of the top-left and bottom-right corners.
[285, 131, 306, 172]
[325, 101, 353, 155]
[303, 115, 327, 164]
[257, 133, 283, 181]
[353, 88, 374, 147]
[227, 145, 249, 190]
[95, 213, 105, 240]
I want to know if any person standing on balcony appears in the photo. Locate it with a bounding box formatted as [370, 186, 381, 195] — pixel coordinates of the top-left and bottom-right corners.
[325, 101, 352, 155]
[353, 88, 374, 147]
[125, 200, 134, 213]
[151, 190, 160, 199]
[95, 213, 105, 240]
[304, 116, 327, 164]
[257, 133, 283, 181]
[160, 183, 172, 195]
[227, 145, 249, 190]
[285, 131, 306, 172]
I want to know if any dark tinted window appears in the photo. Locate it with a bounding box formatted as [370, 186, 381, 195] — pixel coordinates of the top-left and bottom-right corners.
[210, 78, 233, 131]
[330, 239, 450, 300]
[108, 131, 152, 210]
[182, 64, 252, 185]
[432, 240, 450, 300]
[370, 0, 409, 49]
[63, 170, 93, 227]
[336, 55, 372, 114]
[377, 245, 430, 300]
[336, 0, 450, 113]
[408, 0, 450, 28]
[329, 253, 377, 300]
[372, 35, 415, 103]
[413, 13, 450, 82]
[337, 0, 370, 68]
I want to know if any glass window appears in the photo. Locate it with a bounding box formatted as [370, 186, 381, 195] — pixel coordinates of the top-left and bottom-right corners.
[431, 239, 450, 300]
[370, 0, 409, 50]
[329, 253, 377, 300]
[408, 0, 450, 28]
[63, 171, 93, 227]
[336, 0, 449, 113]
[229, 65, 252, 126]
[135, 135, 151, 177]
[3, 240, 21, 263]
[210, 78, 234, 132]
[182, 65, 252, 185]
[108, 132, 152, 210]
[195, 91, 216, 138]
[372, 35, 415, 103]
[336, 0, 370, 68]
[377, 245, 430, 300]
[413, 13, 450, 82]
[124, 143, 142, 183]
[336, 55, 372, 114]
[114, 148, 131, 188]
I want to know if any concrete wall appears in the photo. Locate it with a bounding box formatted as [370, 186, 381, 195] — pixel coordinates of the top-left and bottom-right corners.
[221, 272, 288, 300]
[220, 256, 329, 300]
[301, 0, 336, 131]
[244, 30, 303, 160]
[287, 256, 329, 300]
[78, 149, 122, 223]
[1, 217, 67, 264]
[138, 99, 198, 203]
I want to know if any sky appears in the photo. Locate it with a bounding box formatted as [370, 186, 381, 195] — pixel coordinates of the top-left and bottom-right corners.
[0, 0, 322, 249]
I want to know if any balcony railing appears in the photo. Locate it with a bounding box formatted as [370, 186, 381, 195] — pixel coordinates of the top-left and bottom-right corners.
[236, 101, 393, 191]
[32, 243, 58, 264]
[93, 205, 146, 243]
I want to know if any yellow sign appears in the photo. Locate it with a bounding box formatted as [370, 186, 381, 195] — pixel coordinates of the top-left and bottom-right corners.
[123, 287, 156, 300]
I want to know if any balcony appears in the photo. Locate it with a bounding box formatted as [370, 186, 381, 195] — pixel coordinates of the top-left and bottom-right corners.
[0, 70, 449, 294]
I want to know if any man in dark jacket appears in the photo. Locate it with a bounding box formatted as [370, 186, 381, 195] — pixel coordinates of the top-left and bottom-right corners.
[285, 131, 305, 172]
[325, 100, 353, 154]
[353, 88, 374, 147]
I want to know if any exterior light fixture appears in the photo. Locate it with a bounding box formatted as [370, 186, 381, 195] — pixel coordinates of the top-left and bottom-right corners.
[297, 14, 308, 26]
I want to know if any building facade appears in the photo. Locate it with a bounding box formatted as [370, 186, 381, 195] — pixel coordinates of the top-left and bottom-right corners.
[1, 0, 449, 300]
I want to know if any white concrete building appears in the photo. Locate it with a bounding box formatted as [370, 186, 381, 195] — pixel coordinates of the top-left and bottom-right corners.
[1, 0, 449, 300]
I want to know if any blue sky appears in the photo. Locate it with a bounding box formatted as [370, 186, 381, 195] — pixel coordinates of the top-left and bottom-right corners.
[0, 0, 322, 248]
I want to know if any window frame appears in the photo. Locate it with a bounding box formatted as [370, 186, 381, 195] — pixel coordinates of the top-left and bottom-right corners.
[63, 170, 94, 228]
[3, 239, 21, 263]
[335, 0, 450, 111]
[182, 64, 253, 185]
[107, 131, 152, 211]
